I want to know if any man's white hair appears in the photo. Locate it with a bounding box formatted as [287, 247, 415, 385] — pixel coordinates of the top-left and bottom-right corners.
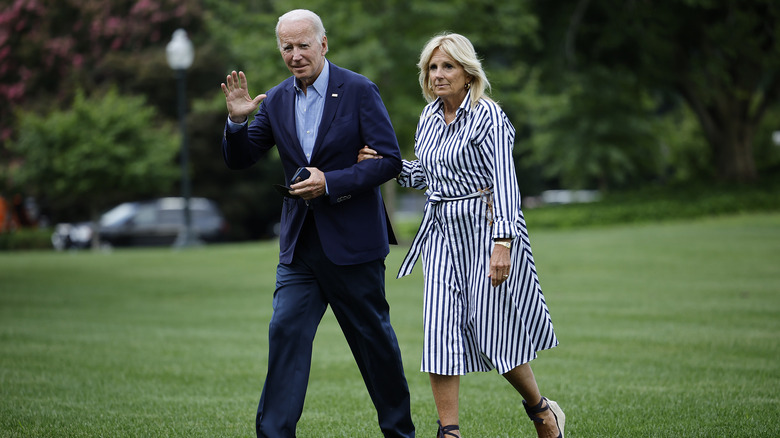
[275, 9, 327, 50]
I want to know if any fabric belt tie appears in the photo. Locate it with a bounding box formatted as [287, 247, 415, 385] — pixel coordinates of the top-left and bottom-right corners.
[397, 189, 490, 278]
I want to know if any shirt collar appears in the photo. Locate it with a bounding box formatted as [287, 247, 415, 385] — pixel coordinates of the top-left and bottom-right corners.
[458, 90, 472, 115]
[294, 60, 330, 97]
[432, 90, 473, 119]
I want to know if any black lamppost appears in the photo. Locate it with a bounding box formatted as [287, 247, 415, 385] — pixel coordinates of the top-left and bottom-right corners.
[166, 29, 200, 248]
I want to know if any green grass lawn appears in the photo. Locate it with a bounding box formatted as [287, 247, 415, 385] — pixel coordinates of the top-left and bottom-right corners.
[1, 213, 779, 437]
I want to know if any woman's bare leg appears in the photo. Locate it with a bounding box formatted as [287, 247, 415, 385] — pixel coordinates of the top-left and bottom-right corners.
[429, 373, 462, 436]
[502, 363, 562, 438]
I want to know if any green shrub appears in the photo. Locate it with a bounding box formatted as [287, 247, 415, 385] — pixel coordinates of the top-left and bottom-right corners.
[395, 176, 780, 240]
[0, 228, 52, 250]
[525, 177, 780, 229]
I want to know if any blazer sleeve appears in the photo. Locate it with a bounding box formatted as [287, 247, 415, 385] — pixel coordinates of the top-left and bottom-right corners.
[322, 81, 402, 201]
[222, 100, 276, 170]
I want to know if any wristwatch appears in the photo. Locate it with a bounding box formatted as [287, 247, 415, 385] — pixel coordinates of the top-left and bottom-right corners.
[494, 240, 511, 249]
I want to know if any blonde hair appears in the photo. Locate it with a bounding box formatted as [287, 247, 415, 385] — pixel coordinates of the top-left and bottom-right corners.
[417, 32, 491, 108]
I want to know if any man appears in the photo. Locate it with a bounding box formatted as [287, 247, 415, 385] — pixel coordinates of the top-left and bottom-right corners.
[220, 9, 415, 438]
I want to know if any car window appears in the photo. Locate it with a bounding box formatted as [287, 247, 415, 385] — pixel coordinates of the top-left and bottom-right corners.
[192, 209, 212, 219]
[134, 205, 158, 225]
[158, 209, 183, 225]
[100, 203, 137, 227]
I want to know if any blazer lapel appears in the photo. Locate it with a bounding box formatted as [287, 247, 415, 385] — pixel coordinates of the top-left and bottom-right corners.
[279, 79, 307, 163]
[311, 61, 343, 162]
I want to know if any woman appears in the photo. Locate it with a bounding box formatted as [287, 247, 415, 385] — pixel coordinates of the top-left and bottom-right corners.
[359, 33, 565, 438]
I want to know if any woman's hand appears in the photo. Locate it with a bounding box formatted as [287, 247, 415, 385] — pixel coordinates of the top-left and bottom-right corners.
[357, 146, 382, 163]
[489, 241, 512, 287]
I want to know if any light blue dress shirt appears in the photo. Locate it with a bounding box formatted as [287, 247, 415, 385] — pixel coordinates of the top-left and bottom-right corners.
[294, 61, 328, 163]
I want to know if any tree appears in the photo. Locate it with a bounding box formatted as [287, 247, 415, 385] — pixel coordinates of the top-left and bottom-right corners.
[0, 0, 204, 139]
[534, 0, 780, 183]
[525, 67, 663, 190]
[10, 88, 179, 241]
[1, 0, 239, 234]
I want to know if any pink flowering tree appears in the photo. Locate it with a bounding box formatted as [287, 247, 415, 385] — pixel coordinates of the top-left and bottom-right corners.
[0, 0, 203, 146]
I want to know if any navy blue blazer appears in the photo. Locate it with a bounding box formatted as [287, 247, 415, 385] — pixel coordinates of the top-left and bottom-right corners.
[223, 61, 402, 265]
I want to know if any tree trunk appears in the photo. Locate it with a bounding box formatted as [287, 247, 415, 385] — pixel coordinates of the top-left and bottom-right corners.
[711, 125, 757, 183]
[678, 85, 759, 182]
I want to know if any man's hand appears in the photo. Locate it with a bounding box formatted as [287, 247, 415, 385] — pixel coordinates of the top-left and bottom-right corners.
[221, 71, 266, 123]
[290, 167, 326, 201]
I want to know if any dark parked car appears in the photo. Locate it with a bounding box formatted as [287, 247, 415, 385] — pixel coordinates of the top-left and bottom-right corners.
[52, 197, 228, 250]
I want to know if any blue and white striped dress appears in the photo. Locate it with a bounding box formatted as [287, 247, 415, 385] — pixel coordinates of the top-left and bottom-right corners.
[397, 91, 558, 375]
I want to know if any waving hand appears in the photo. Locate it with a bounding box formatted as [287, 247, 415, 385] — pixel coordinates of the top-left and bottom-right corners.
[221, 71, 266, 124]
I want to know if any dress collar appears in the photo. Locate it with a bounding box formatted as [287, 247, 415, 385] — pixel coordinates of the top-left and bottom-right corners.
[432, 90, 473, 121]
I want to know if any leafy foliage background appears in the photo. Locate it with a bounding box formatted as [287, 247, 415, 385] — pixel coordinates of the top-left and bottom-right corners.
[2, 0, 779, 239]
